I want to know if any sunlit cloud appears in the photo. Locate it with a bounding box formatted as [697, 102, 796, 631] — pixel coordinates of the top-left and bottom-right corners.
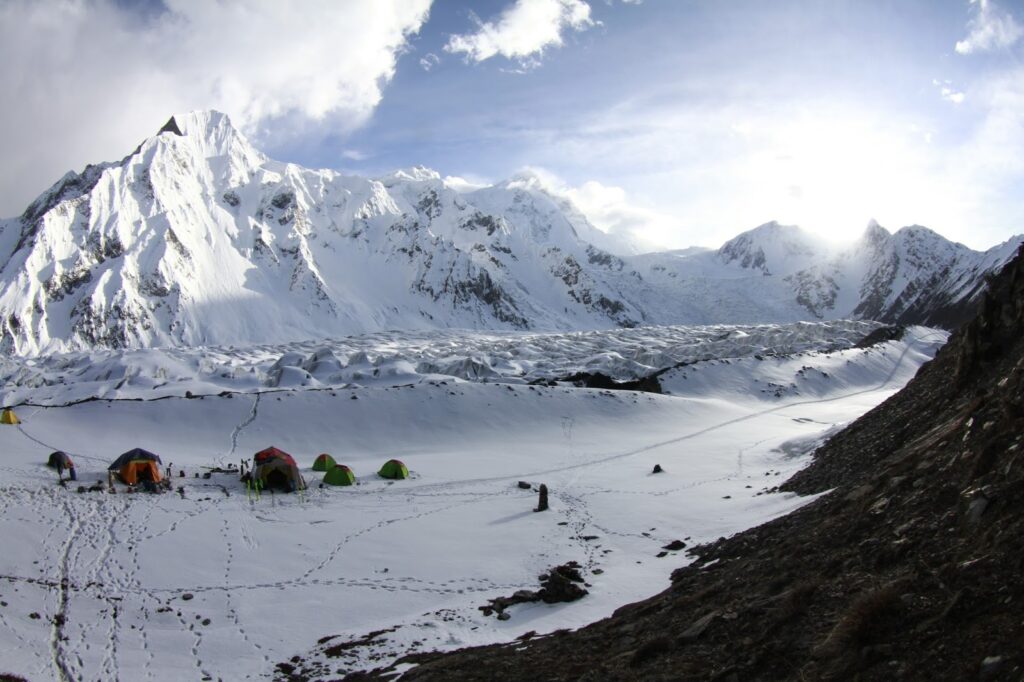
[562, 180, 679, 254]
[528, 98, 975, 247]
[509, 167, 675, 254]
[955, 0, 1023, 54]
[933, 79, 966, 104]
[443, 174, 491, 192]
[0, 0, 432, 216]
[444, 0, 594, 66]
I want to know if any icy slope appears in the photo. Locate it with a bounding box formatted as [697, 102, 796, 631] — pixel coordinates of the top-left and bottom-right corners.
[0, 111, 1016, 354]
[0, 328, 944, 680]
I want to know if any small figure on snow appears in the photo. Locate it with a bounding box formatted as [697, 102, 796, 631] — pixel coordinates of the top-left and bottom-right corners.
[535, 484, 549, 512]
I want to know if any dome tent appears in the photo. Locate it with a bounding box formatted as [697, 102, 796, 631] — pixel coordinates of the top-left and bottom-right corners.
[378, 459, 408, 480]
[1, 408, 19, 425]
[252, 447, 306, 492]
[323, 464, 356, 486]
[109, 448, 163, 485]
[312, 453, 336, 472]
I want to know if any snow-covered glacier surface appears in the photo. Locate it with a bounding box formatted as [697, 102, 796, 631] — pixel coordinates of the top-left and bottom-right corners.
[3, 320, 884, 406]
[0, 323, 948, 680]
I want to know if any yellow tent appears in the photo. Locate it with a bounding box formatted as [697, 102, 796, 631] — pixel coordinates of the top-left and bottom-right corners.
[1, 408, 20, 425]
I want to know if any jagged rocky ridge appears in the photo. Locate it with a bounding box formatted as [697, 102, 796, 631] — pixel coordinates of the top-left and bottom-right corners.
[341, 245, 1024, 680]
[0, 111, 1020, 355]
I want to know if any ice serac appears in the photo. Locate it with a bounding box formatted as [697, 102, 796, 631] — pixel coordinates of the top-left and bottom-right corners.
[0, 110, 1020, 355]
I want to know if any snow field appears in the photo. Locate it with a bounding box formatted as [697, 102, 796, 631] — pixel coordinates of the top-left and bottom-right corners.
[0, 328, 946, 679]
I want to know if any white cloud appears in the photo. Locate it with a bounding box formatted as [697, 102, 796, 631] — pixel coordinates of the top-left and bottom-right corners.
[933, 78, 966, 104]
[341, 149, 370, 162]
[543, 82, 1024, 250]
[563, 180, 679, 253]
[444, 0, 594, 66]
[442, 174, 490, 192]
[944, 90, 967, 104]
[0, 0, 432, 216]
[955, 0, 1023, 54]
[512, 168, 675, 254]
[531, 99, 977, 247]
[419, 52, 441, 71]
[953, 69, 1024, 178]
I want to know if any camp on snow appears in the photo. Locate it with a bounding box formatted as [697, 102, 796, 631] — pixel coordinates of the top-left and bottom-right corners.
[252, 447, 306, 492]
[1, 408, 19, 425]
[47, 451, 76, 479]
[323, 464, 355, 486]
[378, 459, 408, 480]
[311, 453, 336, 472]
[109, 448, 163, 485]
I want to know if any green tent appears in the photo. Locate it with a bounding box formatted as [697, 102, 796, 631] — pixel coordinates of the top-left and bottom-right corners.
[378, 459, 409, 480]
[312, 453, 336, 472]
[323, 464, 355, 486]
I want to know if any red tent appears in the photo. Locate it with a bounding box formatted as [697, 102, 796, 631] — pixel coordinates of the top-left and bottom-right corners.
[254, 446, 297, 467]
[252, 447, 305, 492]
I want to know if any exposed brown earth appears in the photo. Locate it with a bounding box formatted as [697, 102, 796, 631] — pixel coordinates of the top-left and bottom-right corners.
[335, 247, 1024, 681]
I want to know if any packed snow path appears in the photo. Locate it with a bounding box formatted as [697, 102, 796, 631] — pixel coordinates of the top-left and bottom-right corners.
[0, 328, 945, 680]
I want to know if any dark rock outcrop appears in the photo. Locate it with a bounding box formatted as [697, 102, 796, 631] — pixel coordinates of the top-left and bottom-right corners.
[158, 116, 184, 136]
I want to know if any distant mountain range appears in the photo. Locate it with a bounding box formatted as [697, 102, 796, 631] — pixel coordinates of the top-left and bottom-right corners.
[0, 110, 1019, 354]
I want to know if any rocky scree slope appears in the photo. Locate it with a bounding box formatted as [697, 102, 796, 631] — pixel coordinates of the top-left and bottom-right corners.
[343, 245, 1024, 681]
[0, 111, 1019, 354]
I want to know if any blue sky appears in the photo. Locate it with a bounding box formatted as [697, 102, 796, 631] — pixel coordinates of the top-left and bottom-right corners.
[2, 0, 1022, 251]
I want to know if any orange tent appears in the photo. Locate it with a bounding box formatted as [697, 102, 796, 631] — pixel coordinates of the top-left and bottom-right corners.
[108, 448, 163, 485]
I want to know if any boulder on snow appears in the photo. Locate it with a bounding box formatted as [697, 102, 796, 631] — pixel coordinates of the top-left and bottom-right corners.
[479, 562, 588, 617]
[539, 563, 588, 604]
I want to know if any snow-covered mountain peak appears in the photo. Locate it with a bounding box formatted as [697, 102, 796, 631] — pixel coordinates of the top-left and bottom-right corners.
[855, 220, 892, 254]
[142, 109, 266, 169]
[380, 166, 443, 185]
[862, 219, 889, 243]
[893, 224, 953, 247]
[159, 110, 237, 147]
[717, 221, 827, 275]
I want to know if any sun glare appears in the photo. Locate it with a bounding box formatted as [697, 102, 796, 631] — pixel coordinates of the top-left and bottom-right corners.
[736, 112, 939, 245]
